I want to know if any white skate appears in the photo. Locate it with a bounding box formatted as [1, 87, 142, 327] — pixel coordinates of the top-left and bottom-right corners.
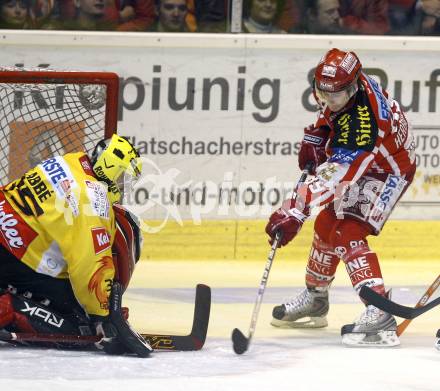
[341, 304, 400, 347]
[271, 288, 329, 328]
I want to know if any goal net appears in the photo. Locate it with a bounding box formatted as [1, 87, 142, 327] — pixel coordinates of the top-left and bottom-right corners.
[0, 67, 119, 185]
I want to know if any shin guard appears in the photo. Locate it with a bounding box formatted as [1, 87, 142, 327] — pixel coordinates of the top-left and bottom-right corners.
[305, 234, 340, 291]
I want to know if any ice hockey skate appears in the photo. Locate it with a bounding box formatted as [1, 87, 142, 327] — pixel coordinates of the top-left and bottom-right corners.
[341, 304, 400, 347]
[271, 288, 329, 328]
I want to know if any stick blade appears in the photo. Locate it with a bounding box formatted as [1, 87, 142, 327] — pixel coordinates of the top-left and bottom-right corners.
[359, 285, 440, 319]
[232, 328, 249, 355]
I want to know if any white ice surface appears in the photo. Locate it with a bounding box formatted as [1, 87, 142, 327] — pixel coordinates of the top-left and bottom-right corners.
[1, 261, 439, 391]
[1, 331, 438, 391]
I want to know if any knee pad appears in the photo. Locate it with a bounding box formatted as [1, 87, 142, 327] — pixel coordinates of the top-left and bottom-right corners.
[329, 219, 371, 261]
[314, 208, 338, 244]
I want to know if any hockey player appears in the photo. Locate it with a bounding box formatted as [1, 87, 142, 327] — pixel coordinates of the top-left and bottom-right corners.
[265, 48, 416, 347]
[0, 134, 151, 356]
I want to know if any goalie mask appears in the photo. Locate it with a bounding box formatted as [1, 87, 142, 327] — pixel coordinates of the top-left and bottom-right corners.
[91, 134, 141, 203]
[314, 48, 362, 112]
[112, 204, 143, 292]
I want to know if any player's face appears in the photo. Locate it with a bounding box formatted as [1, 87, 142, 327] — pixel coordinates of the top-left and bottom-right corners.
[250, 0, 277, 25]
[316, 0, 340, 29]
[76, 0, 106, 17]
[1, 0, 28, 26]
[315, 80, 357, 112]
[159, 0, 187, 31]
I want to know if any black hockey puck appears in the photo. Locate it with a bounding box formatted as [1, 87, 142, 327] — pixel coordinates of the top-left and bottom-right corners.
[231, 328, 248, 355]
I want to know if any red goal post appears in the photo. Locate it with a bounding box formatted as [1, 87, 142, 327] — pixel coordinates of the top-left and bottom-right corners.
[0, 67, 119, 185]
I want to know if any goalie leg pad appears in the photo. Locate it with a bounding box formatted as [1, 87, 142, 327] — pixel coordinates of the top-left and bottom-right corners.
[0, 291, 34, 333]
[1, 290, 91, 337]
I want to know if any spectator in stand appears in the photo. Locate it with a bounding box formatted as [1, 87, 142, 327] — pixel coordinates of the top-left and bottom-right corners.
[0, 0, 30, 29]
[62, 0, 118, 30]
[388, 0, 417, 34]
[339, 0, 390, 34]
[195, 0, 227, 32]
[116, 0, 155, 31]
[277, 0, 301, 32]
[243, 0, 287, 33]
[150, 0, 189, 31]
[60, 0, 154, 31]
[293, 0, 344, 34]
[411, 0, 440, 35]
[30, 0, 63, 29]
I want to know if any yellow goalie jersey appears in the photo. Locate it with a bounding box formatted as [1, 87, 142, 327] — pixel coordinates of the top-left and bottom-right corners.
[0, 152, 115, 317]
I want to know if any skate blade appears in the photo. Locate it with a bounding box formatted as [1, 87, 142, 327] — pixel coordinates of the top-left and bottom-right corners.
[271, 316, 328, 329]
[342, 330, 400, 347]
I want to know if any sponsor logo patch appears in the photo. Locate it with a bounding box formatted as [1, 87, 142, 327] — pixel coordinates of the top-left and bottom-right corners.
[41, 156, 80, 217]
[79, 155, 95, 177]
[329, 147, 362, 164]
[85, 180, 110, 219]
[20, 302, 64, 328]
[367, 76, 389, 120]
[0, 200, 24, 249]
[92, 227, 111, 255]
[322, 65, 337, 78]
[340, 53, 358, 74]
[304, 134, 324, 146]
[318, 81, 335, 91]
[0, 195, 37, 258]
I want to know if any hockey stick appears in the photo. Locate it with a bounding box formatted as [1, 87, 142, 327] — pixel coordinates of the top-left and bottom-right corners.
[359, 285, 440, 320]
[142, 283, 211, 351]
[232, 165, 312, 355]
[0, 284, 211, 352]
[231, 231, 282, 355]
[397, 274, 440, 336]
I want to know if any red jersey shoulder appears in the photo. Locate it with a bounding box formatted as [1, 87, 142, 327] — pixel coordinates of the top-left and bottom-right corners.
[359, 73, 391, 128]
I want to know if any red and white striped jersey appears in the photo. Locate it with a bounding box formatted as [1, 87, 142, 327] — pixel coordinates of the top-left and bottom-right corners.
[304, 72, 416, 209]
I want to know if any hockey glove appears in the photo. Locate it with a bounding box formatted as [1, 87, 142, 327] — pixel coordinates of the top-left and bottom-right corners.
[265, 198, 308, 247]
[298, 124, 328, 175]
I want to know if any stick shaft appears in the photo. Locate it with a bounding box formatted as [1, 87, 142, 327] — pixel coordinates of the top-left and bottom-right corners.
[246, 165, 311, 344]
[247, 233, 281, 342]
[396, 274, 440, 336]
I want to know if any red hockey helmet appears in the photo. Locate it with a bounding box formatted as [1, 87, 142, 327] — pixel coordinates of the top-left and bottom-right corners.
[112, 204, 143, 292]
[314, 48, 362, 112]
